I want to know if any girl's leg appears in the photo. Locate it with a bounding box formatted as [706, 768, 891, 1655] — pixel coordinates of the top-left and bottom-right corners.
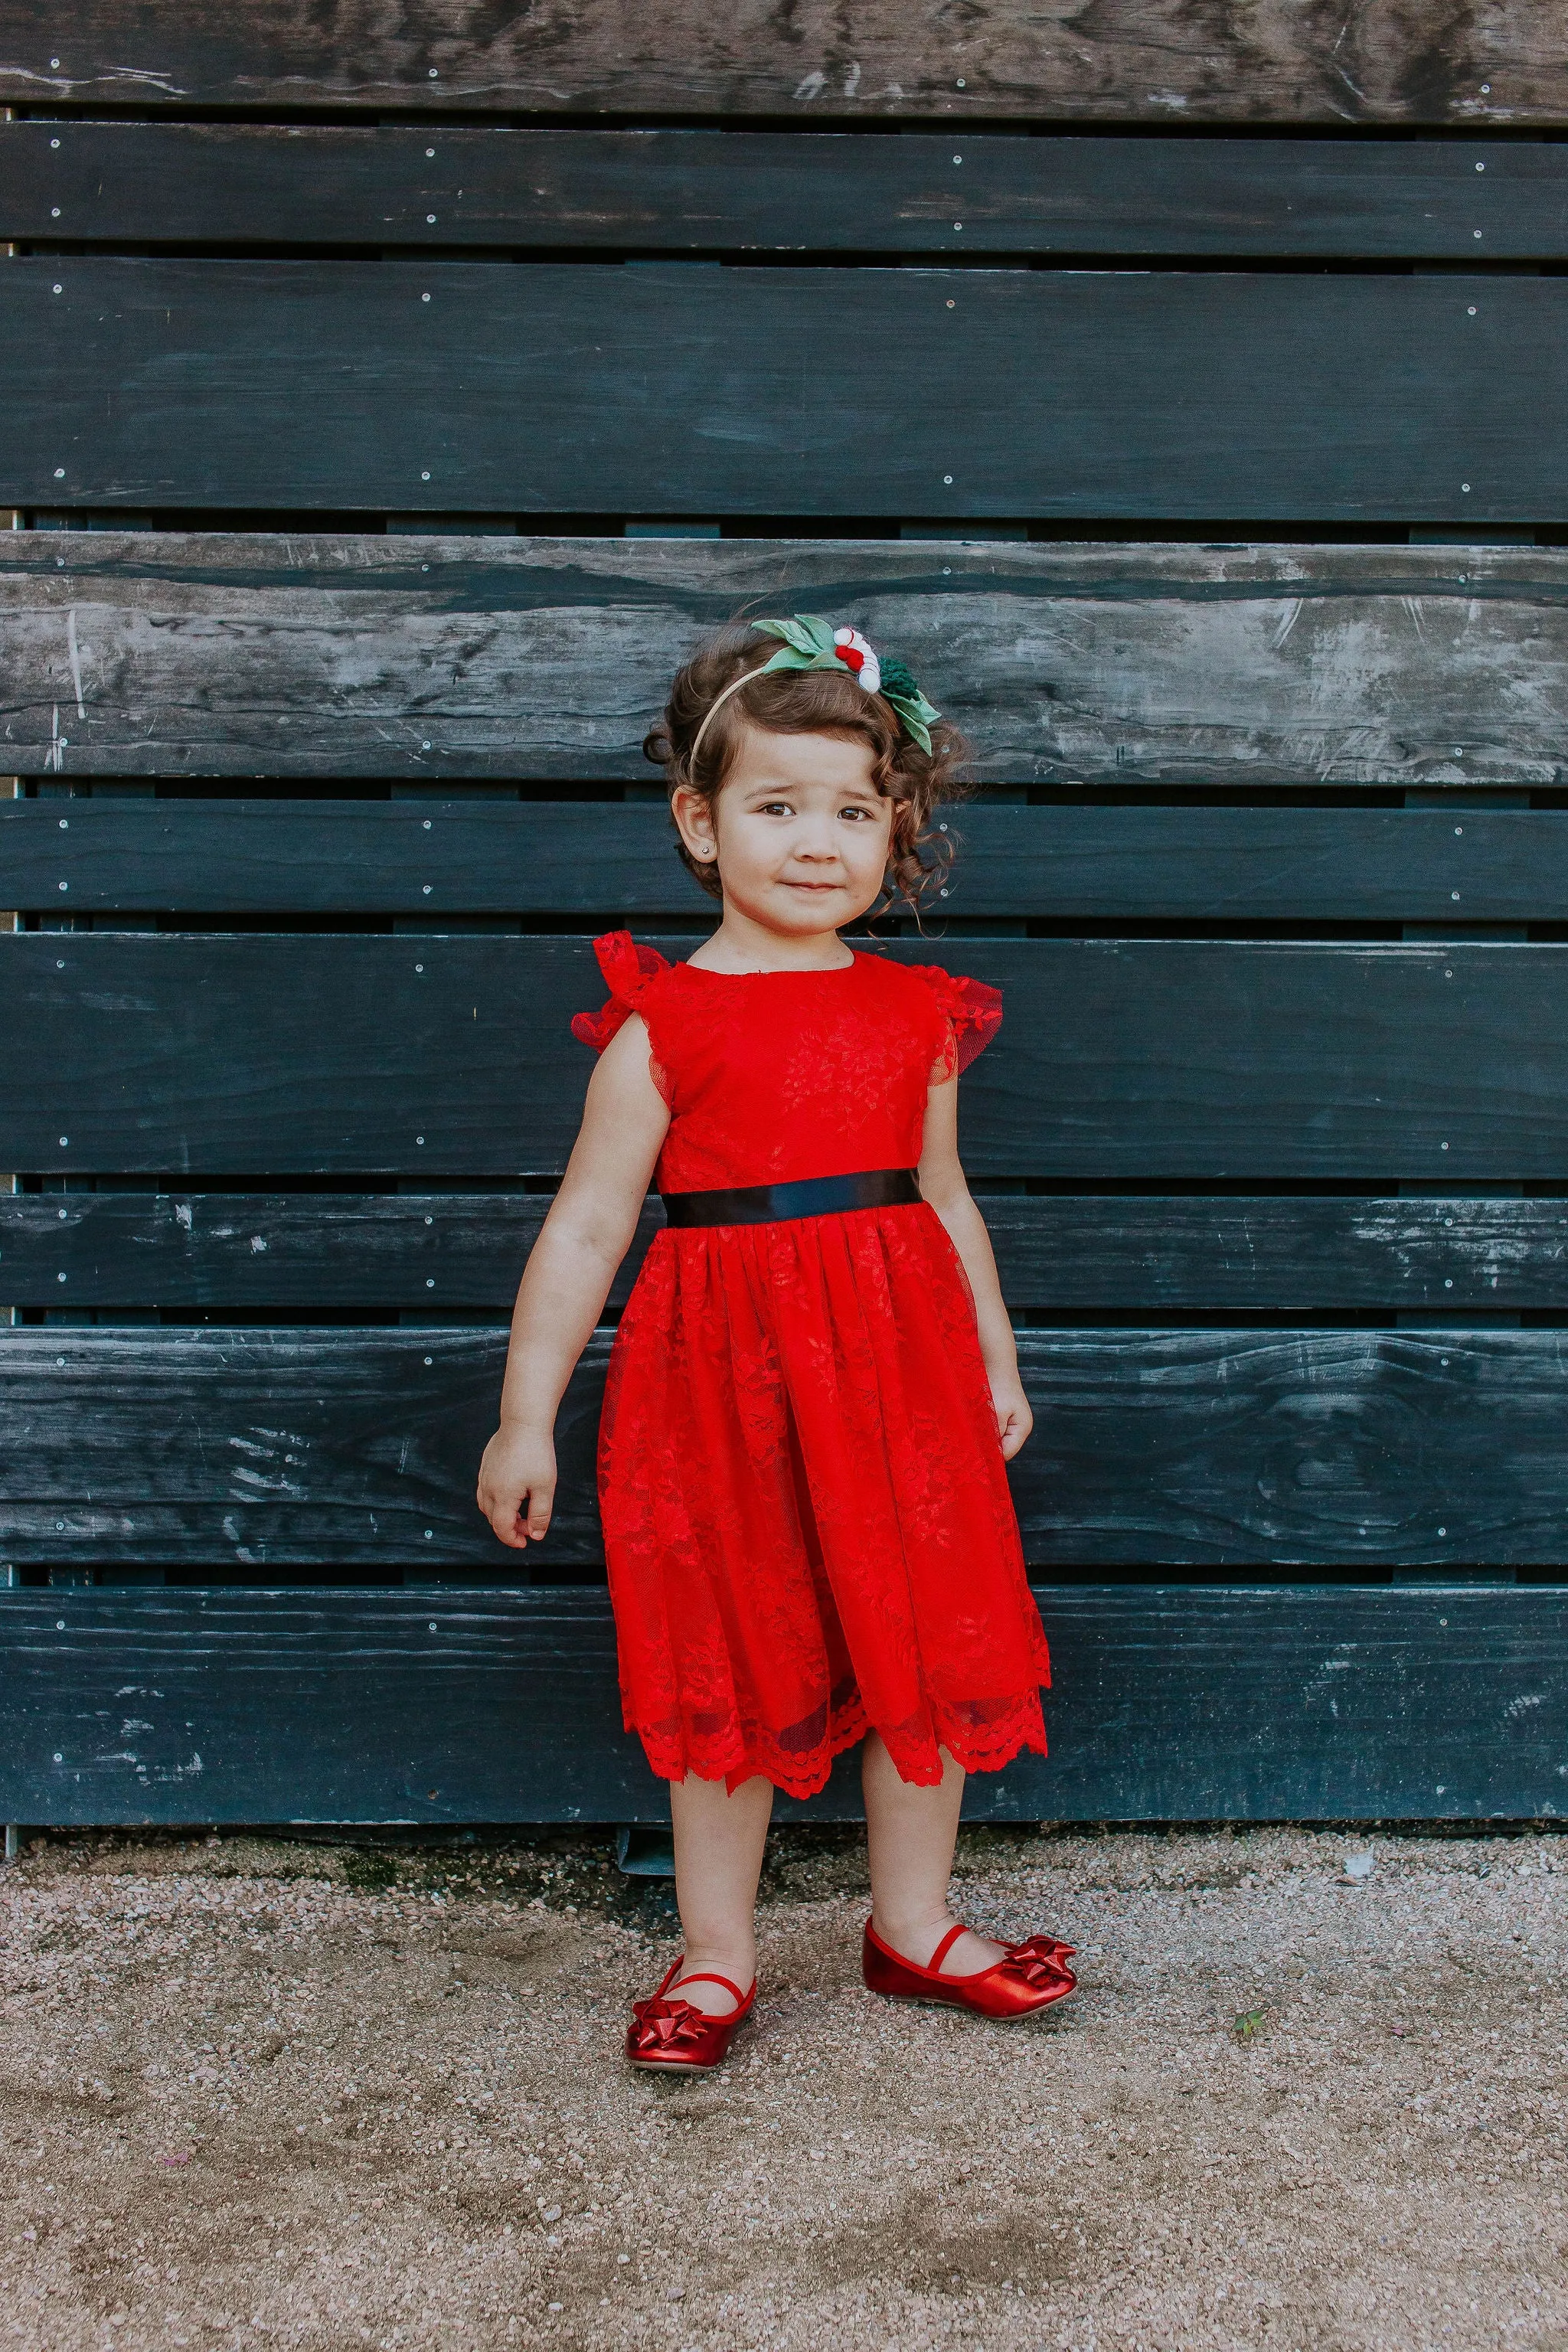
[666, 1770, 774, 2014]
[861, 1733, 1006, 1974]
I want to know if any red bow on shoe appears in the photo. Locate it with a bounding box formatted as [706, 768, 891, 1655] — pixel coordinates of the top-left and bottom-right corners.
[628, 1995, 710, 2059]
[998, 1935, 1077, 1991]
[625, 1965, 756, 2071]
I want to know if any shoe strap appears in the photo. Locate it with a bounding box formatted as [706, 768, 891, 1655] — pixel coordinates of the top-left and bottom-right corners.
[929, 1923, 967, 1976]
[670, 1970, 750, 2007]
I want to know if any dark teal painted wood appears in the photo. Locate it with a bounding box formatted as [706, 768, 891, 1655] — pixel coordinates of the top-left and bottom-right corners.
[6, 260, 1563, 519]
[10, 799, 1568, 921]
[0, 1584, 1559, 1824]
[7, 1191, 1563, 1315]
[6, 1324, 1568, 1570]
[8, 933, 1568, 1180]
[4, 124, 1562, 259]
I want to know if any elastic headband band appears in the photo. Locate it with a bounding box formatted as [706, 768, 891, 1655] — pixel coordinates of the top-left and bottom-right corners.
[688, 667, 760, 769]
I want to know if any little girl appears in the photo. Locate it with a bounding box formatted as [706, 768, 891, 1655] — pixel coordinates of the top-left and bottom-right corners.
[477, 615, 1075, 2069]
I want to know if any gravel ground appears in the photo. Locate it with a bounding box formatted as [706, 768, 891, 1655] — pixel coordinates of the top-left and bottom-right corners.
[1, 1821, 1563, 2352]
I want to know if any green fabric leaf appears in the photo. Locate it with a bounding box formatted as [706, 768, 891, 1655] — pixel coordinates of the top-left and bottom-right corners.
[880, 694, 935, 754]
[756, 615, 836, 662]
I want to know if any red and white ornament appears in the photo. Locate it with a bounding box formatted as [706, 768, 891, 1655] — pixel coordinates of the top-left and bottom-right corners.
[831, 626, 882, 697]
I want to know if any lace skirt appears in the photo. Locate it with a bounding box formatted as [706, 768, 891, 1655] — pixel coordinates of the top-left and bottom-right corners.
[596, 1199, 1051, 1799]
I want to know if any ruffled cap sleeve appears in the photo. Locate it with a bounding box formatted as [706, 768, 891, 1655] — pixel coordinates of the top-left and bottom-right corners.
[570, 929, 674, 1054]
[908, 964, 1004, 1078]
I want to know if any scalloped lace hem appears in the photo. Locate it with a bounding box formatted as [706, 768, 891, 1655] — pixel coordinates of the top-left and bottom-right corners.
[628, 1687, 1049, 1802]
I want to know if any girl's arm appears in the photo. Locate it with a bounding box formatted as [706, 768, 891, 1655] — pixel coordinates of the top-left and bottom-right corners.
[916, 1073, 1034, 1461]
[476, 1015, 671, 1547]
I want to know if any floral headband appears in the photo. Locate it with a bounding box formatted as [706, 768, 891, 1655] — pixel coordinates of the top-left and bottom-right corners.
[688, 615, 943, 763]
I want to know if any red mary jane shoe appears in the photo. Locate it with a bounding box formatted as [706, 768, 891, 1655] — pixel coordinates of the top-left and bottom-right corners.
[625, 1955, 756, 2073]
[862, 1919, 1076, 2020]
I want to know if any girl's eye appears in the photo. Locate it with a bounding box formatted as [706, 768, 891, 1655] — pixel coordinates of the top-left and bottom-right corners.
[758, 800, 794, 817]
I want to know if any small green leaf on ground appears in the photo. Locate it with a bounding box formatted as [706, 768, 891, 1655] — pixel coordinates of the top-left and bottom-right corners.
[1233, 2008, 1268, 2040]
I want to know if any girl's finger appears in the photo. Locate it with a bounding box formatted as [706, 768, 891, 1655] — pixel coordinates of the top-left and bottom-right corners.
[524, 1490, 554, 1540]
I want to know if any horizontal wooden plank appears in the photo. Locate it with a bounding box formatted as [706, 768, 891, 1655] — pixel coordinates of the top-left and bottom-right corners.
[0, 1, 1560, 126]
[5, 534, 1568, 787]
[5, 1325, 1568, 1570]
[5, 125, 1563, 259]
[13, 799, 1568, 921]
[0, 1583, 1560, 1824]
[7, 934, 1568, 1180]
[6, 260, 1563, 519]
[7, 1191, 1568, 1315]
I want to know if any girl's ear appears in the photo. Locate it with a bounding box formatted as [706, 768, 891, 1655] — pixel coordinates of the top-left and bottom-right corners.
[671, 783, 719, 863]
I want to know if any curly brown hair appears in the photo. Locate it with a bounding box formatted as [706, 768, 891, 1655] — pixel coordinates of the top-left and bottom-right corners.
[642, 621, 972, 913]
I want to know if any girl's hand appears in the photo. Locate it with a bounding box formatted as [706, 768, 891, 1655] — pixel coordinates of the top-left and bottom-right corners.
[990, 1372, 1034, 1461]
[476, 1423, 557, 1547]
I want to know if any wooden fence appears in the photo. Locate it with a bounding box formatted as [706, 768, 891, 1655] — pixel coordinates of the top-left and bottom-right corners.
[1, 1, 1565, 1827]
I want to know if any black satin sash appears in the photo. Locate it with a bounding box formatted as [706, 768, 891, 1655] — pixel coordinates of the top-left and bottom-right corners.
[659, 1166, 921, 1229]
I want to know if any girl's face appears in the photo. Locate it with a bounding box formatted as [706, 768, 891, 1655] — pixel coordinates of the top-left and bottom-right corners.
[672, 727, 893, 937]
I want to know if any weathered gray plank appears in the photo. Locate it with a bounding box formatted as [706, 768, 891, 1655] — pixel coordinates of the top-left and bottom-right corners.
[0, 1583, 1560, 1825]
[4, 534, 1566, 787]
[8, 934, 1568, 1181]
[5, 1325, 1568, 1570]
[5, 123, 1563, 258]
[9, 799, 1568, 920]
[5, 1191, 1566, 1315]
[7, 260, 1564, 520]
[0, 1, 1560, 125]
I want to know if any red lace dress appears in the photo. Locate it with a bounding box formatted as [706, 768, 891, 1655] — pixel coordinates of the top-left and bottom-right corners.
[572, 930, 1051, 1799]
